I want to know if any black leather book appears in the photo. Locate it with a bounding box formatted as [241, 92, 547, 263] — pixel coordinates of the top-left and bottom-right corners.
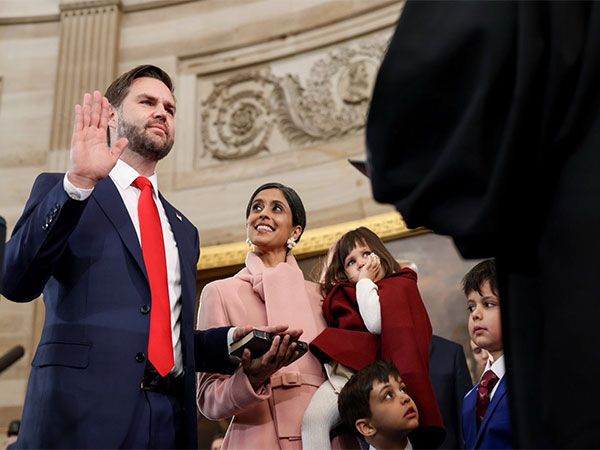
[229, 329, 308, 359]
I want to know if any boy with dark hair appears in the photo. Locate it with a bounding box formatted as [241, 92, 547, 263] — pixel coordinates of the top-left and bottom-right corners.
[338, 360, 419, 450]
[461, 259, 511, 449]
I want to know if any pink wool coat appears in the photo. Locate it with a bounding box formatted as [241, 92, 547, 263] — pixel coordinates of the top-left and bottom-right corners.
[197, 253, 355, 450]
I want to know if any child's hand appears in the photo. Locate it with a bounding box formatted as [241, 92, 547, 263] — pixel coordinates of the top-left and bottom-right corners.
[359, 253, 384, 283]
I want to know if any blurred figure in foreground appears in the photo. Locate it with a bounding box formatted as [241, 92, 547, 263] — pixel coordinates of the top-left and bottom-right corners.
[367, 1, 600, 447]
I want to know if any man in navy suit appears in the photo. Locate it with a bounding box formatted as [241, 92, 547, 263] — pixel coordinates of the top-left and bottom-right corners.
[0, 65, 297, 449]
[429, 335, 472, 449]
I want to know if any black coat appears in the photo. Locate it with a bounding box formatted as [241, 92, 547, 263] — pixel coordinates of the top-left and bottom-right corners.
[367, 2, 600, 447]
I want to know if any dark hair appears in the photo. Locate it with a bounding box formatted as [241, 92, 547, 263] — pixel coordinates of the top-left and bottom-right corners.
[338, 360, 402, 435]
[462, 259, 498, 297]
[321, 227, 400, 295]
[245, 182, 306, 248]
[104, 64, 174, 109]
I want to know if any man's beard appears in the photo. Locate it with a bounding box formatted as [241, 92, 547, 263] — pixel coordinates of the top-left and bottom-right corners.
[118, 116, 174, 162]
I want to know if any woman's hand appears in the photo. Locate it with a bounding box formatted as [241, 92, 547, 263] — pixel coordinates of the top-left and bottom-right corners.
[231, 324, 301, 343]
[359, 253, 384, 283]
[240, 328, 303, 390]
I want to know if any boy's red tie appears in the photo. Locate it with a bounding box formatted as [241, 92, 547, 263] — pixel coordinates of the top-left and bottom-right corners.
[133, 176, 173, 376]
[476, 369, 499, 428]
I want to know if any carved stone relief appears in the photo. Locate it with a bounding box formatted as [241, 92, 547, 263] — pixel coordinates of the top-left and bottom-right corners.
[197, 31, 389, 167]
[201, 72, 279, 161]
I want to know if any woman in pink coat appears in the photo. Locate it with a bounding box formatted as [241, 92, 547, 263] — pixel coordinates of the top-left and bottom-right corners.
[197, 183, 353, 449]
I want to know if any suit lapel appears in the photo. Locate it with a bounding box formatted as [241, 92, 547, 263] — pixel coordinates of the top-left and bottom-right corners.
[159, 192, 192, 269]
[463, 386, 479, 448]
[92, 177, 147, 280]
[159, 192, 195, 302]
[159, 193, 197, 361]
[474, 377, 507, 448]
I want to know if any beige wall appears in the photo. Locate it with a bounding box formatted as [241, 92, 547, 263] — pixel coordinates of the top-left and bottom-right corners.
[0, 5, 60, 432]
[0, 0, 478, 437]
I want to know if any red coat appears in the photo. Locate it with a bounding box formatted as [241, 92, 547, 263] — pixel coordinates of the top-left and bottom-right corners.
[310, 269, 445, 446]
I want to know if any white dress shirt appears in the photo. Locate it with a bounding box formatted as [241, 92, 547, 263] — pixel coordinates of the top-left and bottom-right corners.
[64, 159, 184, 376]
[369, 438, 412, 450]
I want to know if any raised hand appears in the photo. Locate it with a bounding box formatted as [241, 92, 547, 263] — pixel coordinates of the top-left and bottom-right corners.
[359, 253, 384, 283]
[68, 91, 128, 189]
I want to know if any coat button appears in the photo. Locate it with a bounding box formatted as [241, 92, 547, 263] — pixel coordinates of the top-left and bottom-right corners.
[135, 352, 145, 363]
[53, 203, 60, 213]
[42, 223, 49, 231]
[140, 304, 150, 314]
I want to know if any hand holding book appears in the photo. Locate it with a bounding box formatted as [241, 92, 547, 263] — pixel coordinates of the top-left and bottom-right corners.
[231, 326, 306, 390]
[230, 329, 308, 359]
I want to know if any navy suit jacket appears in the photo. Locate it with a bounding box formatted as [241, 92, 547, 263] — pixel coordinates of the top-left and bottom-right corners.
[429, 335, 472, 449]
[1, 173, 232, 449]
[461, 377, 511, 449]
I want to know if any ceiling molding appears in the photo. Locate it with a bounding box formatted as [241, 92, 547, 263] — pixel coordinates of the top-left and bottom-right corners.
[0, 0, 193, 24]
[179, 1, 404, 76]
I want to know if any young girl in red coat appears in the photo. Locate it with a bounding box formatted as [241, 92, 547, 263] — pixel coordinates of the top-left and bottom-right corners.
[302, 227, 445, 449]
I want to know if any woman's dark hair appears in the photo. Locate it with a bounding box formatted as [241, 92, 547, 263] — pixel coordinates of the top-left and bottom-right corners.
[321, 227, 400, 295]
[462, 259, 498, 297]
[245, 182, 306, 249]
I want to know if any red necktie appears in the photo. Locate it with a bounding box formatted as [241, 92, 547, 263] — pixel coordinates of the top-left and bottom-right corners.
[132, 176, 173, 376]
[476, 369, 499, 428]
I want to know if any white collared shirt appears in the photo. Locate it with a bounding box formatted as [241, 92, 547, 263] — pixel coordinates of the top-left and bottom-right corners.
[369, 438, 412, 450]
[482, 353, 505, 400]
[64, 159, 183, 376]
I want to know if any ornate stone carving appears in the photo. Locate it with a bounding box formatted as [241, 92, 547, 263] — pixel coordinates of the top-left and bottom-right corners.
[201, 71, 278, 161]
[199, 33, 388, 163]
[274, 35, 386, 146]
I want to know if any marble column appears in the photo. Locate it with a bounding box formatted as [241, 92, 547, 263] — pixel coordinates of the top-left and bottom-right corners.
[48, 0, 122, 171]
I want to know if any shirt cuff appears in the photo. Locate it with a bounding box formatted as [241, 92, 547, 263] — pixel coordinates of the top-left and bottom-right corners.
[227, 327, 237, 361]
[64, 173, 94, 201]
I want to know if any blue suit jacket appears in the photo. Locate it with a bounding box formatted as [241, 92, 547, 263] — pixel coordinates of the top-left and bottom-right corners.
[1, 173, 232, 449]
[461, 376, 512, 449]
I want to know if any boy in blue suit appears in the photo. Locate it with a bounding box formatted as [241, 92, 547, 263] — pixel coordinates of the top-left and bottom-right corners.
[461, 260, 511, 449]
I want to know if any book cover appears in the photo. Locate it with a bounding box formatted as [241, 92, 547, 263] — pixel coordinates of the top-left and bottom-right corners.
[229, 329, 275, 359]
[229, 329, 308, 359]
